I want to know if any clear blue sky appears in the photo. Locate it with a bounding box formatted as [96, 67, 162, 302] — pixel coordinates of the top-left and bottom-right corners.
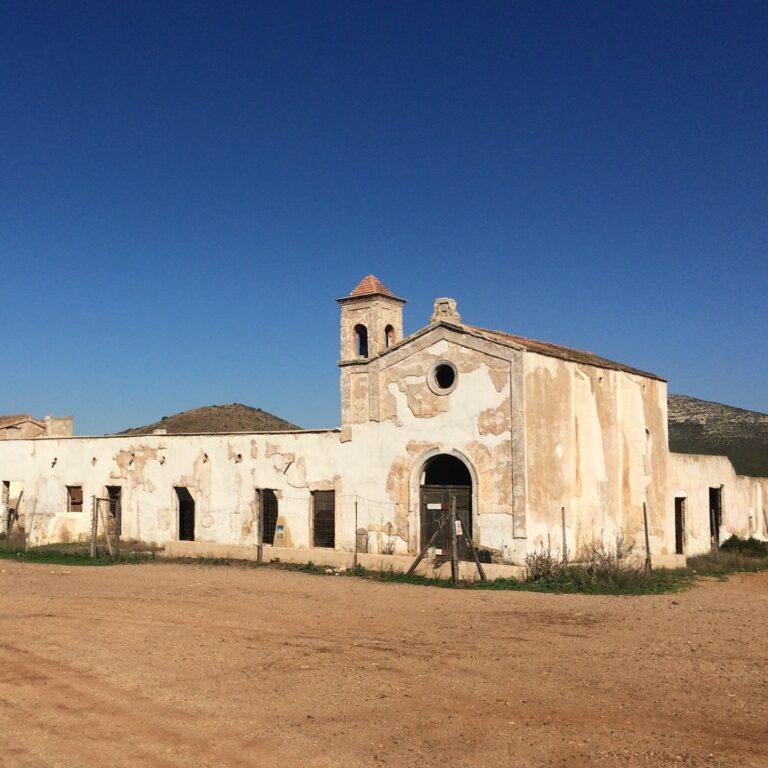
[2, 1, 767, 434]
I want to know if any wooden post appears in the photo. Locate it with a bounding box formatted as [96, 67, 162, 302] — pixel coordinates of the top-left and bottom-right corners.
[710, 505, 719, 561]
[115, 499, 121, 558]
[643, 502, 652, 571]
[353, 495, 358, 569]
[90, 495, 98, 558]
[15, 490, 24, 534]
[763, 508, 768, 539]
[561, 506, 568, 565]
[406, 517, 446, 576]
[456, 507, 487, 582]
[5, 490, 22, 549]
[24, 498, 37, 553]
[449, 496, 459, 584]
[98, 501, 113, 558]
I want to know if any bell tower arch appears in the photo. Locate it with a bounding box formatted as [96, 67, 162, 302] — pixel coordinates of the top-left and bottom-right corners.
[338, 275, 406, 362]
[337, 275, 406, 430]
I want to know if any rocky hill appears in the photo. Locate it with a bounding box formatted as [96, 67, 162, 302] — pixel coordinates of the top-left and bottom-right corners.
[118, 403, 299, 435]
[668, 394, 768, 476]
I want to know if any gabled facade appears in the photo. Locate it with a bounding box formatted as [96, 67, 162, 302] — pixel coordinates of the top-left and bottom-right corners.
[0, 276, 764, 574]
[0, 414, 73, 440]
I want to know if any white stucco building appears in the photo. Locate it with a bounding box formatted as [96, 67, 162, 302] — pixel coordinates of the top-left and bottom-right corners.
[1, 276, 765, 574]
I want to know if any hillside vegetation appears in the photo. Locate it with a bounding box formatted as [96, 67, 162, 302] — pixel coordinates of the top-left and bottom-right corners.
[668, 394, 768, 476]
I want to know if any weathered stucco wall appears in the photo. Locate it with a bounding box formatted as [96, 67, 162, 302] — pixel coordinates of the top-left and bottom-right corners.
[669, 452, 767, 555]
[0, 431, 346, 549]
[343, 328, 523, 561]
[523, 351, 671, 559]
[338, 296, 404, 363]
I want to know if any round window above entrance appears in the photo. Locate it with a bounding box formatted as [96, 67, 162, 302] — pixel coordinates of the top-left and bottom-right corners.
[427, 360, 458, 395]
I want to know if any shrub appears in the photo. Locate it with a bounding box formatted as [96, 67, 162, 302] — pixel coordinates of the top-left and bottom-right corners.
[688, 535, 768, 576]
[521, 537, 686, 594]
[720, 535, 768, 557]
[524, 549, 564, 582]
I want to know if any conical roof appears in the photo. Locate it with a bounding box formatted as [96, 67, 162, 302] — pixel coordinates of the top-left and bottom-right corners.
[348, 274, 397, 298]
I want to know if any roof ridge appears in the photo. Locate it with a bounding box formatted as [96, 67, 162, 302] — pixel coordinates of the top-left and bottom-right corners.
[463, 324, 664, 381]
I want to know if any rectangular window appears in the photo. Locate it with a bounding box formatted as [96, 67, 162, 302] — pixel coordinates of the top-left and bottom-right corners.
[106, 486, 122, 535]
[709, 486, 723, 547]
[259, 489, 279, 545]
[106, 486, 121, 516]
[674, 497, 686, 555]
[311, 490, 335, 548]
[175, 487, 195, 542]
[67, 485, 83, 513]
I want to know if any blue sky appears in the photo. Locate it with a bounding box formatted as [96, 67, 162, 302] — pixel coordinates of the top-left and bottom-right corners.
[2, 1, 767, 434]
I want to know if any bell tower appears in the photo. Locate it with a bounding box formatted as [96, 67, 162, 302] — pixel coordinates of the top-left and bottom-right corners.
[337, 276, 406, 433]
[337, 275, 406, 362]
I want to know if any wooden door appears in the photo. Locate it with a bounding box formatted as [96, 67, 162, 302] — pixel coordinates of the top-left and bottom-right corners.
[420, 485, 472, 560]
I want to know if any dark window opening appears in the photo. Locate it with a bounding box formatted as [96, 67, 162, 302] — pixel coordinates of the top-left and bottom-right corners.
[709, 487, 722, 547]
[354, 324, 368, 358]
[674, 497, 685, 555]
[312, 490, 335, 548]
[260, 489, 279, 545]
[176, 487, 195, 541]
[430, 362, 457, 392]
[67, 485, 83, 513]
[106, 486, 121, 516]
[384, 324, 395, 348]
[435, 364, 455, 390]
[106, 486, 122, 535]
[424, 454, 471, 486]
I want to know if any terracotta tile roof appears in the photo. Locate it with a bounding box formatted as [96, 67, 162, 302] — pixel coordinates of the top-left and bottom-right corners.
[464, 325, 665, 381]
[348, 275, 397, 298]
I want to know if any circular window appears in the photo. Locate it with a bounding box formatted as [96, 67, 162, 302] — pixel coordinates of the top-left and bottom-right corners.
[428, 361, 458, 395]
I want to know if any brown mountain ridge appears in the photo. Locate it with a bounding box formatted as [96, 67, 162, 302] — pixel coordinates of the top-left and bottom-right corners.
[118, 403, 299, 435]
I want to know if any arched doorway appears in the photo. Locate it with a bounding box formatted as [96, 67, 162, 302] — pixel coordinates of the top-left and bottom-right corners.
[420, 454, 473, 560]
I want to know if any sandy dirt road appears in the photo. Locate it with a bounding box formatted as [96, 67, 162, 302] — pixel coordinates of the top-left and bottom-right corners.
[0, 561, 766, 768]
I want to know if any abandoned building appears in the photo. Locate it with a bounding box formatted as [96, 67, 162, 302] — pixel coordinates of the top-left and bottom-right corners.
[0, 414, 72, 440]
[1, 276, 765, 576]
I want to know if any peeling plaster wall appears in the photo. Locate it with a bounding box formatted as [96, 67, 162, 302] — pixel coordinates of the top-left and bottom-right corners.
[0, 432, 345, 549]
[523, 352, 671, 559]
[669, 453, 768, 555]
[337, 329, 524, 562]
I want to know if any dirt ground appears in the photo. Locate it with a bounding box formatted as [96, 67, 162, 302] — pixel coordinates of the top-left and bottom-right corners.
[0, 562, 766, 768]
